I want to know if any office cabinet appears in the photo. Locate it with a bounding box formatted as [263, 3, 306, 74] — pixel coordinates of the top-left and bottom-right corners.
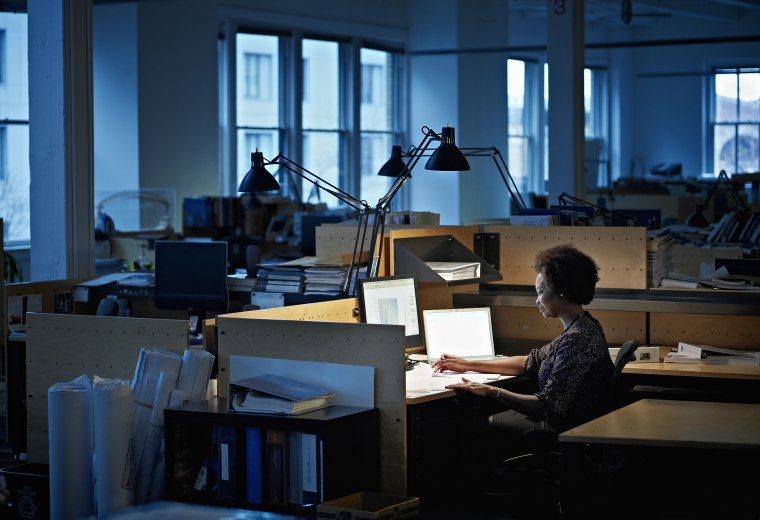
[164, 398, 379, 513]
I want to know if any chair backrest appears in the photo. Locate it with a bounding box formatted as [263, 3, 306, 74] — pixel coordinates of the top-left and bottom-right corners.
[608, 339, 640, 411]
[613, 339, 640, 382]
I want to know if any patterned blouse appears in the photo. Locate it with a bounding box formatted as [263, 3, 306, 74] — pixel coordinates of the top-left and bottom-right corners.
[524, 312, 614, 431]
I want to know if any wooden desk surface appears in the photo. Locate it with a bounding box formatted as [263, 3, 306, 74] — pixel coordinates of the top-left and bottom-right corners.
[624, 346, 760, 380]
[560, 399, 760, 450]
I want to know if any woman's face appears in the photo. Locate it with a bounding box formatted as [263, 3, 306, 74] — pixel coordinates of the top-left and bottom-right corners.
[535, 272, 560, 318]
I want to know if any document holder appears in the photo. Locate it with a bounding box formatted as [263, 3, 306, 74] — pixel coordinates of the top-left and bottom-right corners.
[393, 234, 503, 285]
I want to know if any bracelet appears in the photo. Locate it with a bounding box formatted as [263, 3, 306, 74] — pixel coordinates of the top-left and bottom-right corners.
[495, 388, 502, 400]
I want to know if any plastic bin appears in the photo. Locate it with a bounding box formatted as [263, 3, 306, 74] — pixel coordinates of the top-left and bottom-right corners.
[0, 463, 50, 520]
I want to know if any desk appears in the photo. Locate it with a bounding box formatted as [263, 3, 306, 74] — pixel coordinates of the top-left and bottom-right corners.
[623, 346, 760, 402]
[559, 399, 760, 517]
[404, 363, 524, 512]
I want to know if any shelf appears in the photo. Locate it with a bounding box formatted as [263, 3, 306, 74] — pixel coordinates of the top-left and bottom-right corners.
[457, 284, 760, 316]
[164, 398, 379, 513]
[393, 234, 502, 286]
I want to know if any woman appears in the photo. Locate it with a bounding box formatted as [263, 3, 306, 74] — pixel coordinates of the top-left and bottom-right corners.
[432, 244, 614, 433]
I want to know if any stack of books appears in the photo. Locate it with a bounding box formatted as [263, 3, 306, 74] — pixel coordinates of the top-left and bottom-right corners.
[254, 264, 305, 293]
[303, 265, 350, 296]
[647, 229, 673, 288]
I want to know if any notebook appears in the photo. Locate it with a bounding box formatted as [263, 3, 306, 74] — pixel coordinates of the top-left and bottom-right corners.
[423, 307, 497, 363]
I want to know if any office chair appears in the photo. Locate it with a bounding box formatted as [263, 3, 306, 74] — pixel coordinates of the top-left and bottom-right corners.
[481, 340, 640, 518]
[96, 297, 120, 316]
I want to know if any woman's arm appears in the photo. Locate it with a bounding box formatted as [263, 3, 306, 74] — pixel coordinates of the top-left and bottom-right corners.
[445, 378, 540, 417]
[432, 354, 528, 376]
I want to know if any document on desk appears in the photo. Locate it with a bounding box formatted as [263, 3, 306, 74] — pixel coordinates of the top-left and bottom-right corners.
[406, 368, 502, 394]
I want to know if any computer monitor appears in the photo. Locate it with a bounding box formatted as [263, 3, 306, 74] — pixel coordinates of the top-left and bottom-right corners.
[357, 275, 423, 348]
[154, 240, 229, 333]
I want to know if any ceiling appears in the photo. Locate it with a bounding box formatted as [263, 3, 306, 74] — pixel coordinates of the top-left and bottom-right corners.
[508, 0, 760, 27]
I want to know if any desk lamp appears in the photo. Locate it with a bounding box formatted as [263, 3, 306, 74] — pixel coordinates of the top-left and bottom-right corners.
[685, 170, 750, 228]
[379, 143, 527, 214]
[366, 125, 470, 277]
[239, 150, 371, 295]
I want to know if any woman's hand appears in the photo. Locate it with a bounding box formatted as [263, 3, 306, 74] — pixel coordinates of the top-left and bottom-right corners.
[445, 377, 493, 397]
[431, 353, 470, 373]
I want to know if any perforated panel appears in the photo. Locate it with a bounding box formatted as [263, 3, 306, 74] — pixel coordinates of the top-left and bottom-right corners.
[650, 313, 760, 349]
[25, 313, 187, 462]
[217, 317, 406, 495]
[483, 225, 647, 289]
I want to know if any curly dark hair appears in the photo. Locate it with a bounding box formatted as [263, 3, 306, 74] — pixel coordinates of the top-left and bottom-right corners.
[533, 244, 599, 305]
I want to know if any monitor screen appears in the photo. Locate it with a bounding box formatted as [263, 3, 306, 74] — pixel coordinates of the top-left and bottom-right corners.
[357, 275, 423, 348]
[154, 240, 229, 315]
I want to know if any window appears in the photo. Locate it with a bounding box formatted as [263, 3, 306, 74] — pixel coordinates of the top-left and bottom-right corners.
[229, 28, 402, 208]
[524, 62, 609, 193]
[235, 33, 281, 190]
[507, 59, 536, 198]
[360, 48, 401, 206]
[710, 67, 760, 176]
[0, 13, 30, 246]
[302, 38, 341, 205]
[243, 52, 271, 100]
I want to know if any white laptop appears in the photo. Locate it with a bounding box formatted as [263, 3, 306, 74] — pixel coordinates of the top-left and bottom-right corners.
[423, 307, 497, 363]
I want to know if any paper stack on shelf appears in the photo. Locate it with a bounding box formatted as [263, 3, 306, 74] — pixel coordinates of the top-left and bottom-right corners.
[424, 261, 481, 281]
[230, 374, 335, 415]
[254, 264, 305, 293]
[303, 264, 350, 295]
[659, 266, 760, 291]
[647, 229, 673, 288]
[664, 341, 760, 365]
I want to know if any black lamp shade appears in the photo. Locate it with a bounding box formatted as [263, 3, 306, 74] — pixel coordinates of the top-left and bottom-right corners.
[238, 151, 281, 192]
[685, 203, 709, 227]
[377, 145, 407, 177]
[425, 126, 471, 171]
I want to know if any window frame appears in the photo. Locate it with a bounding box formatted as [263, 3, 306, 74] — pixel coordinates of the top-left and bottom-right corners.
[222, 22, 404, 209]
[707, 66, 760, 177]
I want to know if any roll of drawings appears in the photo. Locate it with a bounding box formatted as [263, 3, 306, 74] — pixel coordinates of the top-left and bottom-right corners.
[135, 371, 177, 504]
[93, 376, 135, 518]
[131, 348, 183, 406]
[48, 374, 95, 520]
[177, 348, 215, 403]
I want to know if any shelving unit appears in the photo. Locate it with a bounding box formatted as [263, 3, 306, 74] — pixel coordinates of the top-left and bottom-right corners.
[393, 234, 502, 286]
[164, 398, 379, 513]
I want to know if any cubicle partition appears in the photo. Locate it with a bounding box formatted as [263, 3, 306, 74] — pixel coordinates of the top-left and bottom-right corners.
[482, 225, 647, 289]
[216, 311, 407, 495]
[24, 313, 188, 462]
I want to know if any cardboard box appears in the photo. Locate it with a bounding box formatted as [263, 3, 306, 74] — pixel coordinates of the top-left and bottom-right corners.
[317, 492, 419, 520]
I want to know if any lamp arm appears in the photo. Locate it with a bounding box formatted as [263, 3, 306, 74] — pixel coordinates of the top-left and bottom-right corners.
[366, 126, 441, 277]
[376, 126, 440, 210]
[269, 154, 369, 212]
[265, 153, 371, 295]
[460, 147, 526, 213]
[704, 170, 749, 212]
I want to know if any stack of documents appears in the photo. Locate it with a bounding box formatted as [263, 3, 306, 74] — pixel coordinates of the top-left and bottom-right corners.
[664, 342, 760, 365]
[425, 261, 481, 281]
[647, 229, 673, 288]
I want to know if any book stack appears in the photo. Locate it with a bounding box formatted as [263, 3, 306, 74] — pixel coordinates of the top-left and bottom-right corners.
[664, 342, 760, 365]
[647, 229, 673, 288]
[424, 261, 481, 281]
[254, 264, 305, 293]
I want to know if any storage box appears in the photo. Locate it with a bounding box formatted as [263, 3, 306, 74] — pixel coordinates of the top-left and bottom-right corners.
[317, 492, 419, 520]
[0, 463, 50, 520]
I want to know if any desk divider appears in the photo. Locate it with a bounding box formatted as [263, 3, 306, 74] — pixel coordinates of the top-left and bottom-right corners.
[25, 313, 188, 462]
[216, 316, 406, 496]
[483, 225, 647, 289]
[650, 312, 760, 350]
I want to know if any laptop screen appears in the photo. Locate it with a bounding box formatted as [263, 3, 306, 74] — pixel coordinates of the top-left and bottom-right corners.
[423, 307, 495, 362]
